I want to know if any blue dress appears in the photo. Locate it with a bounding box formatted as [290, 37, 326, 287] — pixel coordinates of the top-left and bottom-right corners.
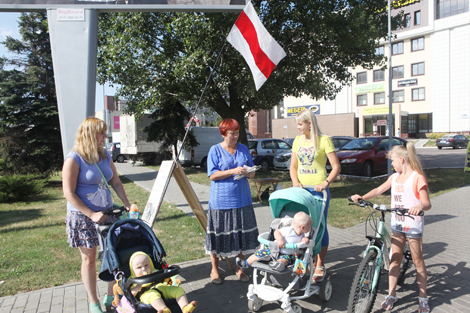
[204, 143, 259, 257]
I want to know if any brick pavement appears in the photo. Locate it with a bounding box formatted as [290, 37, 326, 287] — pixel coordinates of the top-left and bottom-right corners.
[1, 165, 469, 313]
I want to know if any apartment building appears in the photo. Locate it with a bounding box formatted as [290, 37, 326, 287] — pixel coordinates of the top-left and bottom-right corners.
[275, 0, 470, 139]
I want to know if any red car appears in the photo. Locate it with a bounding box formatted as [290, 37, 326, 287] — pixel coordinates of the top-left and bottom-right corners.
[327, 136, 408, 177]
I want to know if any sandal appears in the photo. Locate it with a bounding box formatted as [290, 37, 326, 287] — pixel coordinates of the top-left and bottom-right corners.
[418, 297, 430, 313]
[236, 270, 250, 283]
[381, 295, 397, 311]
[312, 266, 326, 282]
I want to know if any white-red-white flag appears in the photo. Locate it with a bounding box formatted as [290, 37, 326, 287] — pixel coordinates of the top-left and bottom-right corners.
[227, 2, 286, 91]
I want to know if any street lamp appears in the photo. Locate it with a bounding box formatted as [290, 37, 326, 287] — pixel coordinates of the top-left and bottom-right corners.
[387, 0, 393, 176]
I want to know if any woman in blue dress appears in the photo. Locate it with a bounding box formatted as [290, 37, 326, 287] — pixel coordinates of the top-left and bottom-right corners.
[205, 119, 259, 284]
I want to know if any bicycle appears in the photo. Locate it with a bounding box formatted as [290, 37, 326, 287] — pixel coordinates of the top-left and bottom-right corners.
[346, 198, 424, 313]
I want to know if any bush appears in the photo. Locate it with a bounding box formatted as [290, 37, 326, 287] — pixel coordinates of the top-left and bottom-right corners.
[429, 132, 447, 140]
[0, 174, 46, 203]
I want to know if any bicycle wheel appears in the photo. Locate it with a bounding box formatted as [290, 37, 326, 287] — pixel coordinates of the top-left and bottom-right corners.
[347, 250, 382, 313]
[397, 243, 412, 286]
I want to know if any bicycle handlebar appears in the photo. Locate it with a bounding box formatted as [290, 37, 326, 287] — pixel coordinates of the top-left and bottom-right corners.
[347, 197, 424, 217]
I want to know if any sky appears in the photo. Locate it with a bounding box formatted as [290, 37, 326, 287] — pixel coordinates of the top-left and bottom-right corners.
[0, 12, 115, 112]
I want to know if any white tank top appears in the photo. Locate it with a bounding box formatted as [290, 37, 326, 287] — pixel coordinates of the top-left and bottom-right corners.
[390, 171, 424, 235]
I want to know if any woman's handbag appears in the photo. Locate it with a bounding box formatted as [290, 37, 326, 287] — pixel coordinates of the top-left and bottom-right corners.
[94, 163, 128, 220]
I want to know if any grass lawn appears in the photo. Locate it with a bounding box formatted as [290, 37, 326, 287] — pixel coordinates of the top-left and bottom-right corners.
[0, 174, 205, 297]
[1, 167, 469, 297]
[424, 140, 436, 147]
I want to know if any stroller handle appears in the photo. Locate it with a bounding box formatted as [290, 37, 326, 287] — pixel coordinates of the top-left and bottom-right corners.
[127, 265, 181, 285]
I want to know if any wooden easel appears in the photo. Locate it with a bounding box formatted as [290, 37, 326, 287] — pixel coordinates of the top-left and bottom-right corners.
[141, 160, 234, 270]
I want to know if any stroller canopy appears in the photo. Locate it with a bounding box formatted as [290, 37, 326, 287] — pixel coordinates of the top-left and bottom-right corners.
[99, 219, 166, 282]
[268, 187, 326, 255]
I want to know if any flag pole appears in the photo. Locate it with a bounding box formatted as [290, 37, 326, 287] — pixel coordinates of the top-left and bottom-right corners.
[176, 41, 227, 161]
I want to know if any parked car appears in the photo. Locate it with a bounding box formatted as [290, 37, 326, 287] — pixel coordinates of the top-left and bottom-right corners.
[436, 134, 469, 149]
[330, 136, 407, 177]
[248, 139, 292, 171]
[273, 136, 354, 171]
[108, 142, 128, 163]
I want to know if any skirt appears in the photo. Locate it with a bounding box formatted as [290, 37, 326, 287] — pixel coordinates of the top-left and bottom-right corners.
[65, 208, 118, 249]
[205, 204, 259, 258]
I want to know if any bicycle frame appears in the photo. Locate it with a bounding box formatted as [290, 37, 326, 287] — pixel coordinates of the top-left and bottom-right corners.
[361, 211, 392, 292]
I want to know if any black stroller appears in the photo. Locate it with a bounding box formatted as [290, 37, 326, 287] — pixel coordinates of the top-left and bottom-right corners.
[99, 219, 182, 313]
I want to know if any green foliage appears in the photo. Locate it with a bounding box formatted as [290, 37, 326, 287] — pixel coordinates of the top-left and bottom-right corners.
[97, 0, 403, 146]
[0, 174, 45, 203]
[428, 132, 447, 139]
[0, 13, 62, 176]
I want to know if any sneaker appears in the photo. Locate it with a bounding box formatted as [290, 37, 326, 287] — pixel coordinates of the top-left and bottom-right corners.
[236, 257, 248, 268]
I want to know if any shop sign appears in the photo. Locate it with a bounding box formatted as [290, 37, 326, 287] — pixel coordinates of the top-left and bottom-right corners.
[287, 104, 320, 117]
[355, 82, 384, 95]
[377, 120, 388, 126]
[398, 79, 418, 87]
[362, 106, 396, 115]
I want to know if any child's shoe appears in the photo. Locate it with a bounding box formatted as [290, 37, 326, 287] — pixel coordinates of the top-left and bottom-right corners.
[236, 257, 248, 268]
[89, 301, 103, 313]
[182, 301, 198, 313]
[418, 297, 430, 313]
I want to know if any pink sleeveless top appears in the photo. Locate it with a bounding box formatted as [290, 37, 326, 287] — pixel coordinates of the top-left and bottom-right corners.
[390, 171, 425, 235]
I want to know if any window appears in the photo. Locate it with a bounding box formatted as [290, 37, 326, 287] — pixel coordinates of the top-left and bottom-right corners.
[357, 94, 367, 106]
[392, 42, 404, 55]
[412, 62, 425, 76]
[357, 72, 367, 84]
[436, 0, 469, 19]
[374, 70, 385, 82]
[411, 37, 424, 51]
[276, 140, 291, 149]
[392, 66, 404, 79]
[404, 14, 411, 27]
[412, 88, 425, 101]
[418, 113, 432, 133]
[392, 90, 404, 102]
[375, 46, 384, 55]
[414, 11, 421, 25]
[374, 92, 385, 104]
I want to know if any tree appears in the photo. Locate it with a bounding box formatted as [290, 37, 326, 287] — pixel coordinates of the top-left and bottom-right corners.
[142, 94, 198, 158]
[0, 13, 62, 176]
[97, 0, 403, 145]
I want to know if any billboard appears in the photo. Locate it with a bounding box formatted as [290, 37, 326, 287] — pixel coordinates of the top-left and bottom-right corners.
[287, 104, 320, 117]
[0, 0, 246, 12]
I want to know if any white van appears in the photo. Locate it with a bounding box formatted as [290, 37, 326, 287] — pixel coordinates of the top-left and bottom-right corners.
[174, 127, 254, 168]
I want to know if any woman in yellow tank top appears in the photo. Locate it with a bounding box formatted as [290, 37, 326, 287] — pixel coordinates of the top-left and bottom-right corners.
[290, 109, 341, 282]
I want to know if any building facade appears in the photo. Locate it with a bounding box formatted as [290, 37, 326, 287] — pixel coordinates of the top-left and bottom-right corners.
[274, 0, 470, 139]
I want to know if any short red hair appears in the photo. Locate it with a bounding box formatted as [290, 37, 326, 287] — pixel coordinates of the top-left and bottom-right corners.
[219, 118, 240, 136]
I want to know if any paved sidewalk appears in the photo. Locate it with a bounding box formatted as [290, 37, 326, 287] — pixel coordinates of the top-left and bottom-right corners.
[1, 162, 469, 313]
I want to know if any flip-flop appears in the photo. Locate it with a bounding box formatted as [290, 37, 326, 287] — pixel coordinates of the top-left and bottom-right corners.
[312, 266, 326, 282]
[381, 295, 398, 311]
[236, 270, 250, 282]
[210, 275, 223, 285]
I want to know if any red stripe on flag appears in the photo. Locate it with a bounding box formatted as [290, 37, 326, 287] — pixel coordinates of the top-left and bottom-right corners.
[235, 11, 276, 79]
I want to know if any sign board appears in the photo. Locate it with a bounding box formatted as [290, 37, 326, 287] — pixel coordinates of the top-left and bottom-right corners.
[0, 0, 246, 12]
[287, 104, 320, 117]
[397, 79, 418, 87]
[355, 82, 384, 95]
[377, 120, 388, 126]
[142, 160, 207, 231]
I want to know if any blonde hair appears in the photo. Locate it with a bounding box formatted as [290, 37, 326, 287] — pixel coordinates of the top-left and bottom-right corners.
[293, 211, 313, 228]
[295, 109, 323, 151]
[387, 142, 424, 176]
[72, 117, 108, 164]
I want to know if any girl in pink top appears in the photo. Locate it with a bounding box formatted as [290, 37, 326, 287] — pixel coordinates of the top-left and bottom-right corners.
[351, 143, 431, 313]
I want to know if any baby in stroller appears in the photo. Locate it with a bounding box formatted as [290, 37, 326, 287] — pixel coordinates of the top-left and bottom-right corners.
[99, 219, 195, 313]
[236, 212, 313, 272]
[129, 252, 197, 313]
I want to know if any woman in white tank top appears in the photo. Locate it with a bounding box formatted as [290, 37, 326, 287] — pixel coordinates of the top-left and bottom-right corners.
[350, 143, 431, 313]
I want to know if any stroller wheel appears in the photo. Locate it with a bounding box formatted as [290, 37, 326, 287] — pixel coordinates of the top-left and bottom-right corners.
[319, 277, 333, 302]
[248, 295, 263, 312]
[291, 304, 302, 313]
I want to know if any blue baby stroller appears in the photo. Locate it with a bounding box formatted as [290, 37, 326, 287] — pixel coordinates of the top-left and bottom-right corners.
[99, 219, 182, 313]
[246, 187, 332, 313]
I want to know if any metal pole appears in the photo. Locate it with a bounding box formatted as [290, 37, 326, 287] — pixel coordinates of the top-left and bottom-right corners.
[387, 0, 393, 176]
